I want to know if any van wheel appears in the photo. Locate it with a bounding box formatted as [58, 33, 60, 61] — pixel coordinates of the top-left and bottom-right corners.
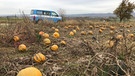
[37, 19, 43, 24]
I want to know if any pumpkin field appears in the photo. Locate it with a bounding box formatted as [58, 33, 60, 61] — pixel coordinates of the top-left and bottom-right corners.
[0, 18, 135, 76]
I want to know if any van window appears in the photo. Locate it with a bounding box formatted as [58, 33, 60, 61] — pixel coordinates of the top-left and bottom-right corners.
[52, 12, 58, 17]
[43, 11, 51, 16]
[36, 10, 43, 15]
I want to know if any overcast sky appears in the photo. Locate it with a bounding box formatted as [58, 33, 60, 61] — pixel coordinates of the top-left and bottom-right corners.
[0, 0, 135, 15]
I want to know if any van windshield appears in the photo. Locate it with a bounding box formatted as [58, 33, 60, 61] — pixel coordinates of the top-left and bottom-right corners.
[52, 12, 59, 17]
[31, 10, 34, 15]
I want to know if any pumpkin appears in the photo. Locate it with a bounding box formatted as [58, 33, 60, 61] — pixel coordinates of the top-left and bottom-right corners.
[52, 27, 55, 30]
[33, 53, 46, 63]
[116, 35, 123, 40]
[76, 26, 80, 30]
[110, 26, 115, 30]
[88, 31, 93, 35]
[109, 40, 114, 47]
[89, 26, 93, 29]
[110, 31, 114, 35]
[100, 27, 106, 30]
[18, 44, 27, 51]
[17, 67, 42, 76]
[53, 32, 60, 38]
[42, 33, 49, 38]
[68, 25, 73, 28]
[60, 40, 66, 45]
[64, 26, 69, 29]
[126, 26, 130, 28]
[105, 40, 114, 48]
[127, 30, 130, 32]
[99, 29, 103, 33]
[81, 31, 86, 35]
[127, 34, 134, 38]
[51, 45, 58, 51]
[95, 26, 99, 28]
[68, 25, 74, 28]
[43, 38, 51, 45]
[55, 29, 59, 32]
[39, 31, 44, 36]
[69, 31, 74, 36]
[13, 36, 19, 42]
[73, 30, 76, 34]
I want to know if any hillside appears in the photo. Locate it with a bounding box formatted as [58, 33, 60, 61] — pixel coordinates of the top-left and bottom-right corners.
[67, 13, 135, 18]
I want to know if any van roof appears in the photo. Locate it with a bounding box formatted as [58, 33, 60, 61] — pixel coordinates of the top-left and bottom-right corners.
[31, 9, 55, 12]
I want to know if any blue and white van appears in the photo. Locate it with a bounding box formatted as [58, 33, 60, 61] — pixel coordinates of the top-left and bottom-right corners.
[30, 9, 62, 23]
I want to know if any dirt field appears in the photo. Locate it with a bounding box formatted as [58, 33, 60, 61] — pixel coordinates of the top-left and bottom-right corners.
[0, 19, 135, 76]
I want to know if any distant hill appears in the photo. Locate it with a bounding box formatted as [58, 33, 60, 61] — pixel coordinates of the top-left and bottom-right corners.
[66, 13, 115, 18]
[67, 13, 135, 18]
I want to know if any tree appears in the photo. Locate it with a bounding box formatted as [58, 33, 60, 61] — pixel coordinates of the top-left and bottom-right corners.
[58, 8, 66, 21]
[113, 0, 135, 22]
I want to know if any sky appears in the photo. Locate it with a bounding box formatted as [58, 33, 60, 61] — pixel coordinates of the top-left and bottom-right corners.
[0, 0, 135, 15]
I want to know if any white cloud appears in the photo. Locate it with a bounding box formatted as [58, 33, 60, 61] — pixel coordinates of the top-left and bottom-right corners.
[0, 0, 135, 15]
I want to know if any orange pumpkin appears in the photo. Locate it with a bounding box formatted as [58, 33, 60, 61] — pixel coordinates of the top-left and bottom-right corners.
[68, 25, 72, 28]
[73, 30, 76, 34]
[13, 36, 19, 42]
[88, 31, 93, 35]
[110, 31, 114, 35]
[42, 33, 49, 38]
[105, 40, 114, 48]
[53, 32, 60, 38]
[116, 35, 123, 40]
[55, 29, 59, 32]
[69, 31, 74, 36]
[127, 30, 130, 32]
[127, 34, 134, 38]
[33, 53, 46, 63]
[18, 44, 27, 51]
[52, 27, 55, 30]
[43, 38, 51, 45]
[99, 29, 103, 33]
[76, 26, 80, 30]
[81, 31, 86, 35]
[39, 31, 44, 36]
[100, 27, 106, 30]
[60, 40, 66, 45]
[109, 40, 114, 48]
[95, 26, 99, 28]
[110, 26, 115, 30]
[64, 26, 69, 29]
[51, 45, 58, 51]
[89, 26, 93, 29]
[17, 67, 42, 76]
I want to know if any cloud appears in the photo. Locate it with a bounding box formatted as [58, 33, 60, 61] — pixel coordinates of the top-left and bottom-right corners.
[0, 0, 135, 15]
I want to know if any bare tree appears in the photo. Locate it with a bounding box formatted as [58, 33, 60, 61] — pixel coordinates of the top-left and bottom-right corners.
[58, 8, 66, 21]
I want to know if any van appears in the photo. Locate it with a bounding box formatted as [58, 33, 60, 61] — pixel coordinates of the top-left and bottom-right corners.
[30, 9, 62, 23]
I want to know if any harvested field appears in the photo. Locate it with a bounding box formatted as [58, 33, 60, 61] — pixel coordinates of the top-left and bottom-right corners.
[0, 19, 135, 76]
